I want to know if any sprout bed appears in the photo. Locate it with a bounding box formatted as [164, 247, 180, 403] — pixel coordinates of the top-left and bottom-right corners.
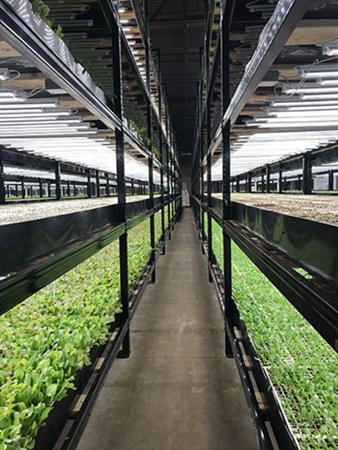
[0, 212, 163, 450]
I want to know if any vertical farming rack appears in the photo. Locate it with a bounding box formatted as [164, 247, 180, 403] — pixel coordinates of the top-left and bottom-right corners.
[191, 1, 338, 449]
[0, 0, 181, 448]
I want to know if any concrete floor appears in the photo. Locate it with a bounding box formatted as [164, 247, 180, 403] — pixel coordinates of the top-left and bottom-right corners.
[77, 208, 259, 450]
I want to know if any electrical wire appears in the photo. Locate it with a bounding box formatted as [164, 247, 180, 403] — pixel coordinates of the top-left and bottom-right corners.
[27, 87, 44, 98]
[8, 69, 20, 81]
[275, 56, 338, 98]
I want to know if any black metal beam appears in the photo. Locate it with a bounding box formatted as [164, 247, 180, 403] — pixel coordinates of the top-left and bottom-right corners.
[111, 3, 130, 359]
[145, 0, 156, 284]
[0, 149, 5, 204]
[55, 162, 62, 201]
[303, 152, 312, 195]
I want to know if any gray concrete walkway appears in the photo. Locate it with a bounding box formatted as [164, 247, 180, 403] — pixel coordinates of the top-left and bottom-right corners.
[77, 208, 259, 450]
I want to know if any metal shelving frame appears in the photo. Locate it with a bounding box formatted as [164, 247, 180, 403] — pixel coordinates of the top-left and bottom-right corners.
[0, 1, 182, 449]
[191, 1, 338, 449]
[0, 146, 159, 203]
[227, 143, 338, 195]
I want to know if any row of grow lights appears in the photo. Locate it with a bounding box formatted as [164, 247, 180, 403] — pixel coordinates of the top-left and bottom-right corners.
[0, 91, 159, 181]
[118, 0, 172, 145]
[213, 62, 338, 177]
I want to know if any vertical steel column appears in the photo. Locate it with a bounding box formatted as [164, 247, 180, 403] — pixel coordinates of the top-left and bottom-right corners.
[328, 170, 334, 191]
[112, 4, 129, 357]
[303, 152, 312, 195]
[247, 172, 252, 193]
[86, 170, 92, 198]
[15, 184, 18, 198]
[261, 171, 265, 193]
[67, 180, 71, 197]
[205, 34, 213, 276]
[164, 86, 171, 239]
[39, 178, 43, 198]
[157, 53, 166, 254]
[96, 170, 101, 197]
[221, 0, 235, 358]
[131, 178, 134, 195]
[266, 165, 271, 193]
[170, 131, 174, 225]
[236, 176, 240, 193]
[55, 162, 62, 200]
[278, 165, 283, 193]
[145, 0, 156, 283]
[0, 150, 6, 204]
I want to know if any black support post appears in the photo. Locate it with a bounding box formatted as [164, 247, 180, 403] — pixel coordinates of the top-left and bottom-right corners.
[145, 1, 156, 284]
[236, 176, 240, 193]
[39, 178, 43, 198]
[170, 131, 174, 228]
[266, 165, 271, 193]
[21, 180, 25, 198]
[0, 150, 6, 204]
[261, 171, 265, 193]
[157, 52, 166, 255]
[112, 5, 129, 358]
[164, 86, 171, 240]
[303, 152, 312, 195]
[247, 172, 252, 193]
[96, 170, 101, 197]
[328, 170, 334, 191]
[55, 162, 62, 201]
[86, 171, 92, 198]
[221, 0, 235, 358]
[278, 166, 283, 193]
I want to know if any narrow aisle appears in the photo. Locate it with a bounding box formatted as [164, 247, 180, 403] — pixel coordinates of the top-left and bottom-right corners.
[77, 208, 258, 450]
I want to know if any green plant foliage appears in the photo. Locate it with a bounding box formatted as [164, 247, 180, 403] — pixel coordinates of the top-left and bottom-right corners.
[209, 216, 338, 449]
[129, 120, 151, 148]
[30, 0, 65, 41]
[0, 212, 165, 450]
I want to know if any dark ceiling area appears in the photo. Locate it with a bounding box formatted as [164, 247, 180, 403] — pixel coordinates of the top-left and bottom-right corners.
[148, 0, 206, 172]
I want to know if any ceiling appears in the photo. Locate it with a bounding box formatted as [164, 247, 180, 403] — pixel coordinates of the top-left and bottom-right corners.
[148, 0, 206, 173]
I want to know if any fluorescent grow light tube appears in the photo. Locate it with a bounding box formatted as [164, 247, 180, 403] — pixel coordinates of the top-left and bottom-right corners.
[271, 99, 338, 107]
[285, 87, 338, 94]
[319, 79, 338, 86]
[301, 94, 338, 100]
